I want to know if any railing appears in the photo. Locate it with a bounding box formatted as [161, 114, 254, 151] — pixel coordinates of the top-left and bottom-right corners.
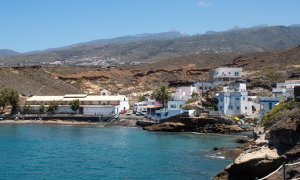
[256, 161, 300, 180]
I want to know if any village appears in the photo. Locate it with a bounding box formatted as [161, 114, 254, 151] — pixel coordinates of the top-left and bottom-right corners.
[9, 66, 299, 128]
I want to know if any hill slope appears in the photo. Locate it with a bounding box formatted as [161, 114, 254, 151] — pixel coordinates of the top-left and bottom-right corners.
[0, 49, 20, 57]
[1, 25, 300, 66]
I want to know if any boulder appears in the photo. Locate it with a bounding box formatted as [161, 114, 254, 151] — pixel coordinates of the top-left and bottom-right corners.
[214, 146, 284, 180]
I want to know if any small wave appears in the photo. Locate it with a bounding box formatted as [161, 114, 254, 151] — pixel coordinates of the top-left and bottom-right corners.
[205, 154, 226, 159]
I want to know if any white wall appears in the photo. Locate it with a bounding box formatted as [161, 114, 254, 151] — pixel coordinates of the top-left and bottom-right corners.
[172, 86, 196, 101]
[194, 82, 215, 93]
[119, 99, 130, 113]
[167, 101, 185, 110]
[217, 92, 248, 116]
[83, 106, 115, 116]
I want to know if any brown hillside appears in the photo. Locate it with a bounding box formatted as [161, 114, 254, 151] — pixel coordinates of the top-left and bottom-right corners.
[1, 46, 300, 96]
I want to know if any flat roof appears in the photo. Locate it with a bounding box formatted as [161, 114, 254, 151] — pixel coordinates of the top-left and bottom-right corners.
[26, 94, 127, 102]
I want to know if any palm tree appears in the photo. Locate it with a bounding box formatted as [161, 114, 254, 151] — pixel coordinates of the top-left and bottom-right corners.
[153, 85, 171, 107]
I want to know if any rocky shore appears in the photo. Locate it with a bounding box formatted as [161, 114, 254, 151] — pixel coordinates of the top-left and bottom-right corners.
[0, 119, 138, 127]
[214, 102, 300, 180]
[139, 115, 253, 134]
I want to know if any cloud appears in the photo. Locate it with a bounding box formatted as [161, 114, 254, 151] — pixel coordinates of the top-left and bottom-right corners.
[197, 0, 213, 8]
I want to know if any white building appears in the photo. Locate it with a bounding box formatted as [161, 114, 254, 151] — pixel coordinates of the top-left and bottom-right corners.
[272, 80, 300, 99]
[148, 100, 195, 121]
[259, 97, 280, 118]
[209, 67, 243, 86]
[99, 89, 111, 96]
[194, 82, 215, 93]
[216, 83, 260, 117]
[25, 94, 129, 115]
[133, 100, 162, 114]
[171, 86, 197, 101]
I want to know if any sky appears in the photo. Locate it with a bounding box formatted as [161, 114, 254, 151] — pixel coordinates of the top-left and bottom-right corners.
[1, 0, 300, 52]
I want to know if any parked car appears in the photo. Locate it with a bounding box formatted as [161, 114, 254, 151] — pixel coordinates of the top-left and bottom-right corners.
[126, 111, 132, 116]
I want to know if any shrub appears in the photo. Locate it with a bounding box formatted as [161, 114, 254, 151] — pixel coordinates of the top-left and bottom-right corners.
[261, 100, 295, 126]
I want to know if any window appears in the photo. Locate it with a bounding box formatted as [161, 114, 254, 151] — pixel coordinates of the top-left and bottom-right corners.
[243, 97, 245, 101]
[235, 72, 239, 76]
[180, 105, 183, 108]
[219, 106, 223, 110]
[245, 107, 248, 110]
[170, 105, 176, 108]
[237, 107, 240, 110]
[236, 98, 240, 101]
[220, 99, 223, 102]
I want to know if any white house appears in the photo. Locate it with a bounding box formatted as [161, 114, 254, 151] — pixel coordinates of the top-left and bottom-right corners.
[25, 94, 129, 115]
[99, 89, 111, 96]
[209, 67, 243, 86]
[171, 86, 197, 101]
[194, 82, 215, 93]
[148, 100, 195, 121]
[259, 97, 280, 118]
[133, 100, 162, 114]
[216, 83, 260, 117]
[272, 80, 300, 99]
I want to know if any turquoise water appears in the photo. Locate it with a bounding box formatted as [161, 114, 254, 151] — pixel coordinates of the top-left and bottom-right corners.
[0, 125, 237, 180]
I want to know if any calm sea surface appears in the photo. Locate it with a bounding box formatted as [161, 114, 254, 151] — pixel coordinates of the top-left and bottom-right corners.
[0, 124, 238, 180]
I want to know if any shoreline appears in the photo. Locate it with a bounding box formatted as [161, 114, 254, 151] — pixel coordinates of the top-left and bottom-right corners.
[0, 119, 140, 127]
[0, 119, 100, 126]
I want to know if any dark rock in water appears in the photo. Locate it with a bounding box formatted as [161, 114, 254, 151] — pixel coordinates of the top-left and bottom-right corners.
[213, 147, 218, 151]
[234, 137, 250, 144]
[143, 116, 247, 134]
[143, 122, 185, 132]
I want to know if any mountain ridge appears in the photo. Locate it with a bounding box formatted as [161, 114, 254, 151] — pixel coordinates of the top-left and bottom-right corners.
[1, 25, 300, 66]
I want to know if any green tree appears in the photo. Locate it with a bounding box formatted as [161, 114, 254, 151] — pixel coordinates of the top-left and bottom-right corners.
[0, 88, 19, 113]
[70, 99, 80, 113]
[138, 95, 147, 102]
[39, 104, 45, 113]
[23, 103, 31, 114]
[47, 101, 58, 113]
[153, 85, 171, 107]
[191, 92, 199, 99]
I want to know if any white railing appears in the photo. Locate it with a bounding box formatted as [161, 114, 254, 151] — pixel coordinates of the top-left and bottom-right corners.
[256, 161, 300, 180]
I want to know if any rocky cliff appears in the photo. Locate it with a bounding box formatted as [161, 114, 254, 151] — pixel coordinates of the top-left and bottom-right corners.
[215, 101, 300, 180]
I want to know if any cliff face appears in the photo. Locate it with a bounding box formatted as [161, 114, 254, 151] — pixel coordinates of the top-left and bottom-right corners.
[215, 102, 300, 180]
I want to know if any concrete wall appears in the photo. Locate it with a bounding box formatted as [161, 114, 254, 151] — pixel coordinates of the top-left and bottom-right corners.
[83, 106, 115, 116]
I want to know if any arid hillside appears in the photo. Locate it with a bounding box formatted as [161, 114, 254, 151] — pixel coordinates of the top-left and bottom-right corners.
[1, 45, 300, 96]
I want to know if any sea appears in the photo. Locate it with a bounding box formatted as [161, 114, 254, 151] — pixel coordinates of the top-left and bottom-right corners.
[0, 124, 238, 180]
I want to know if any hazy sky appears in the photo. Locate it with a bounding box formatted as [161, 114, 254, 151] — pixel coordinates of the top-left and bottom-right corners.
[1, 0, 300, 52]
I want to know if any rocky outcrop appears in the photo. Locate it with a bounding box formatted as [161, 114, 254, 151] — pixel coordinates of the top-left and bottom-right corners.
[142, 116, 250, 134]
[215, 104, 300, 180]
[143, 122, 185, 132]
[215, 147, 284, 180]
[267, 108, 300, 152]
